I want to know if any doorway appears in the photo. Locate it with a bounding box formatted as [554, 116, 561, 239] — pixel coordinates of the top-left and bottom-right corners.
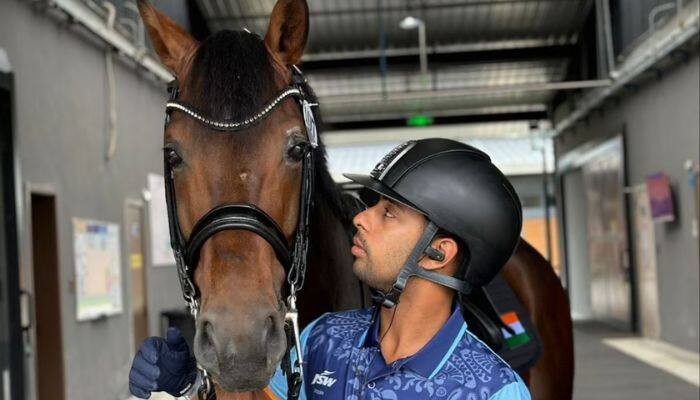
[29, 193, 65, 400]
[559, 135, 634, 330]
[563, 168, 593, 320]
[1, 69, 23, 400]
[581, 137, 631, 329]
[126, 200, 148, 352]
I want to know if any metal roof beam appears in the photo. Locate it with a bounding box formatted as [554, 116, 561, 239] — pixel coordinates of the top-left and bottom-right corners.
[301, 44, 577, 70]
[301, 38, 578, 62]
[320, 79, 610, 105]
[323, 110, 549, 131]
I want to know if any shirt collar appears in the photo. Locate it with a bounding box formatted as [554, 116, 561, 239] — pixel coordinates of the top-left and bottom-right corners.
[360, 302, 468, 378]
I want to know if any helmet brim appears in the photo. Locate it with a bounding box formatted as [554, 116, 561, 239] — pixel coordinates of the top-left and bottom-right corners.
[342, 173, 426, 216]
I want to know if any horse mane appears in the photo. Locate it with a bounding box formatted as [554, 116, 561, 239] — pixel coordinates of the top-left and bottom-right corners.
[187, 29, 355, 230]
[298, 76, 357, 231]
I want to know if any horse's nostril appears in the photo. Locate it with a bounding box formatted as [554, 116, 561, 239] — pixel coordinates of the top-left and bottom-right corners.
[204, 320, 214, 340]
[194, 316, 224, 376]
[263, 315, 274, 341]
[199, 319, 217, 353]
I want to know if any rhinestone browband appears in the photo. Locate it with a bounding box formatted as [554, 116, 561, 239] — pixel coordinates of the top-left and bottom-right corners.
[165, 87, 305, 131]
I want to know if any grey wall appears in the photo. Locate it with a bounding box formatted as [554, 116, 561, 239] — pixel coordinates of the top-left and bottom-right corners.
[554, 53, 700, 351]
[0, 2, 186, 399]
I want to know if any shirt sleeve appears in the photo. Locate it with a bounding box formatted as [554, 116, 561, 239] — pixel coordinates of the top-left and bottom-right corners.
[267, 313, 328, 400]
[487, 375, 531, 400]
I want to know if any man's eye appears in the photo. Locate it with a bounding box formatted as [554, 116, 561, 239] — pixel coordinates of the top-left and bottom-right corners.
[165, 148, 183, 167]
[383, 208, 395, 218]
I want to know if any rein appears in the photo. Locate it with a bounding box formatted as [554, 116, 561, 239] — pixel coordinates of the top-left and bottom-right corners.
[162, 65, 318, 400]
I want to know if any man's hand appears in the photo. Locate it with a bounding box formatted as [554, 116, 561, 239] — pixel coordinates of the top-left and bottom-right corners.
[129, 327, 198, 398]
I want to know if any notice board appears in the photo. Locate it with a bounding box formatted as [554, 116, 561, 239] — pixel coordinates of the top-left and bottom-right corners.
[73, 218, 123, 321]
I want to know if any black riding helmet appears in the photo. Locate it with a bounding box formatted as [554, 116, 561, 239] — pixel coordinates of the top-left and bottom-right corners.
[343, 138, 522, 307]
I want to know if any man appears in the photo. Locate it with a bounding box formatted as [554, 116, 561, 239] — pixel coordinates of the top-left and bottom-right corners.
[129, 138, 530, 399]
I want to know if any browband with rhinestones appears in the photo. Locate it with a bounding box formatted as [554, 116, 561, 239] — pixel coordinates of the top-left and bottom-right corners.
[165, 87, 311, 131]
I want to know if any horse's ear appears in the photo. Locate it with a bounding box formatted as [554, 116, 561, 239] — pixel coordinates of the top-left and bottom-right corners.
[137, 0, 197, 74]
[264, 0, 309, 66]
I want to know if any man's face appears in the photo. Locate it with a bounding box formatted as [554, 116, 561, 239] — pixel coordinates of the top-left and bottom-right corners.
[351, 196, 427, 291]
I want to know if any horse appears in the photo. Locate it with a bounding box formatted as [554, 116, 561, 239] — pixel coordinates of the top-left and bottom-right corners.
[136, 1, 574, 399]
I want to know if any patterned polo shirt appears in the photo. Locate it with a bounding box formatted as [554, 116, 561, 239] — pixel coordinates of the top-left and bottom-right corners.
[268, 304, 530, 399]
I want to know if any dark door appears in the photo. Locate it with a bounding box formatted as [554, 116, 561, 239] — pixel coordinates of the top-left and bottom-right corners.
[582, 136, 632, 329]
[126, 201, 149, 351]
[30, 194, 65, 400]
[1, 71, 23, 400]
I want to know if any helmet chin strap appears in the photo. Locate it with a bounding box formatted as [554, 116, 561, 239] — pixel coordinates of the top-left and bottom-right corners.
[377, 221, 473, 308]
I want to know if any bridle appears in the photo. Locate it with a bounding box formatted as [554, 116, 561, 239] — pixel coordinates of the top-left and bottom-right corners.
[163, 65, 318, 400]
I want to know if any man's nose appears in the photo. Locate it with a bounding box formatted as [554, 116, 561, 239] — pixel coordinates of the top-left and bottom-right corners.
[353, 208, 369, 231]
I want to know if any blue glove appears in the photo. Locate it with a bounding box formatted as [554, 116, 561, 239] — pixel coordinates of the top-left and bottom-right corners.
[129, 327, 198, 398]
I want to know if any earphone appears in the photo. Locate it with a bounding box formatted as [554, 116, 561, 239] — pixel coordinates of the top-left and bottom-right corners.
[424, 246, 445, 261]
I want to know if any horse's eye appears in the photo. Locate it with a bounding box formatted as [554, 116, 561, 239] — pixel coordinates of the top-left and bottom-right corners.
[166, 148, 183, 167]
[287, 142, 308, 162]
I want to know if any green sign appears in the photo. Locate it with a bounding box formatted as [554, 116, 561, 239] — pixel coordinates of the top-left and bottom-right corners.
[407, 115, 433, 127]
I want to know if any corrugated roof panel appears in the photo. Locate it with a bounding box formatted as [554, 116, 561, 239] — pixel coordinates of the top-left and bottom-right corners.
[190, 0, 590, 121]
[306, 59, 567, 98]
[198, 0, 591, 55]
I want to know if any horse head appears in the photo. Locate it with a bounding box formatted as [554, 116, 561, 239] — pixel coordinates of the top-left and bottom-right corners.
[138, 0, 312, 392]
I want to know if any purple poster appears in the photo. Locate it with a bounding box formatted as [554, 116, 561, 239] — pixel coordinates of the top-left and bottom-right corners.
[645, 172, 675, 222]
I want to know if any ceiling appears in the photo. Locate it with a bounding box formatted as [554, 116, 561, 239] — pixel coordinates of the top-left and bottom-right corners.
[193, 0, 595, 127]
[326, 136, 555, 180]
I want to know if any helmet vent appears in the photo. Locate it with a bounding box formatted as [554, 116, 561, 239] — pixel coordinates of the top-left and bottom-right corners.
[370, 140, 416, 180]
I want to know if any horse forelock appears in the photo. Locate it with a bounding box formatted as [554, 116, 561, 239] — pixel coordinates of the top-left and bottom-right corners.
[182, 30, 278, 122]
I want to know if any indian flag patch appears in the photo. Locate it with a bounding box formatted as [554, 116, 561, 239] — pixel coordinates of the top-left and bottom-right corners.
[500, 312, 531, 349]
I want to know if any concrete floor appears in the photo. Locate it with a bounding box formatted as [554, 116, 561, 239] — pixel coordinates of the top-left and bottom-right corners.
[573, 322, 699, 400]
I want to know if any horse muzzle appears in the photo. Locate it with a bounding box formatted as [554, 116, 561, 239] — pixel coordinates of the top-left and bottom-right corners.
[193, 305, 287, 391]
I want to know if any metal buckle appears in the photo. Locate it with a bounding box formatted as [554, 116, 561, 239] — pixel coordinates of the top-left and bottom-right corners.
[284, 293, 304, 382]
[197, 368, 214, 400]
[301, 100, 319, 148]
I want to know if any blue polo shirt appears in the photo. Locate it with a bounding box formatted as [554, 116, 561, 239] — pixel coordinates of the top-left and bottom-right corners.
[268, 304, 530, 399]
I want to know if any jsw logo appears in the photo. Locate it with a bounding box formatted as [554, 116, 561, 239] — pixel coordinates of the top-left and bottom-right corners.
[311, 370, 337, 387]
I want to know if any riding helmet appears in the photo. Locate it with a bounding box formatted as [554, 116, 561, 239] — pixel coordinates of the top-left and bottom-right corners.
[343, 138, 522, 289]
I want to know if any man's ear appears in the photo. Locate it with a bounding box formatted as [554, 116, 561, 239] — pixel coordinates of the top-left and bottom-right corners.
[264, 0, 309, 66]
[137, 0, 198, 75]
[421, 237, 460, 272]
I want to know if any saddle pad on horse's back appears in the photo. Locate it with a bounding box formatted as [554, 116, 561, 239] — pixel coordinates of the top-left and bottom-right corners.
[461, 273, 542, 373]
